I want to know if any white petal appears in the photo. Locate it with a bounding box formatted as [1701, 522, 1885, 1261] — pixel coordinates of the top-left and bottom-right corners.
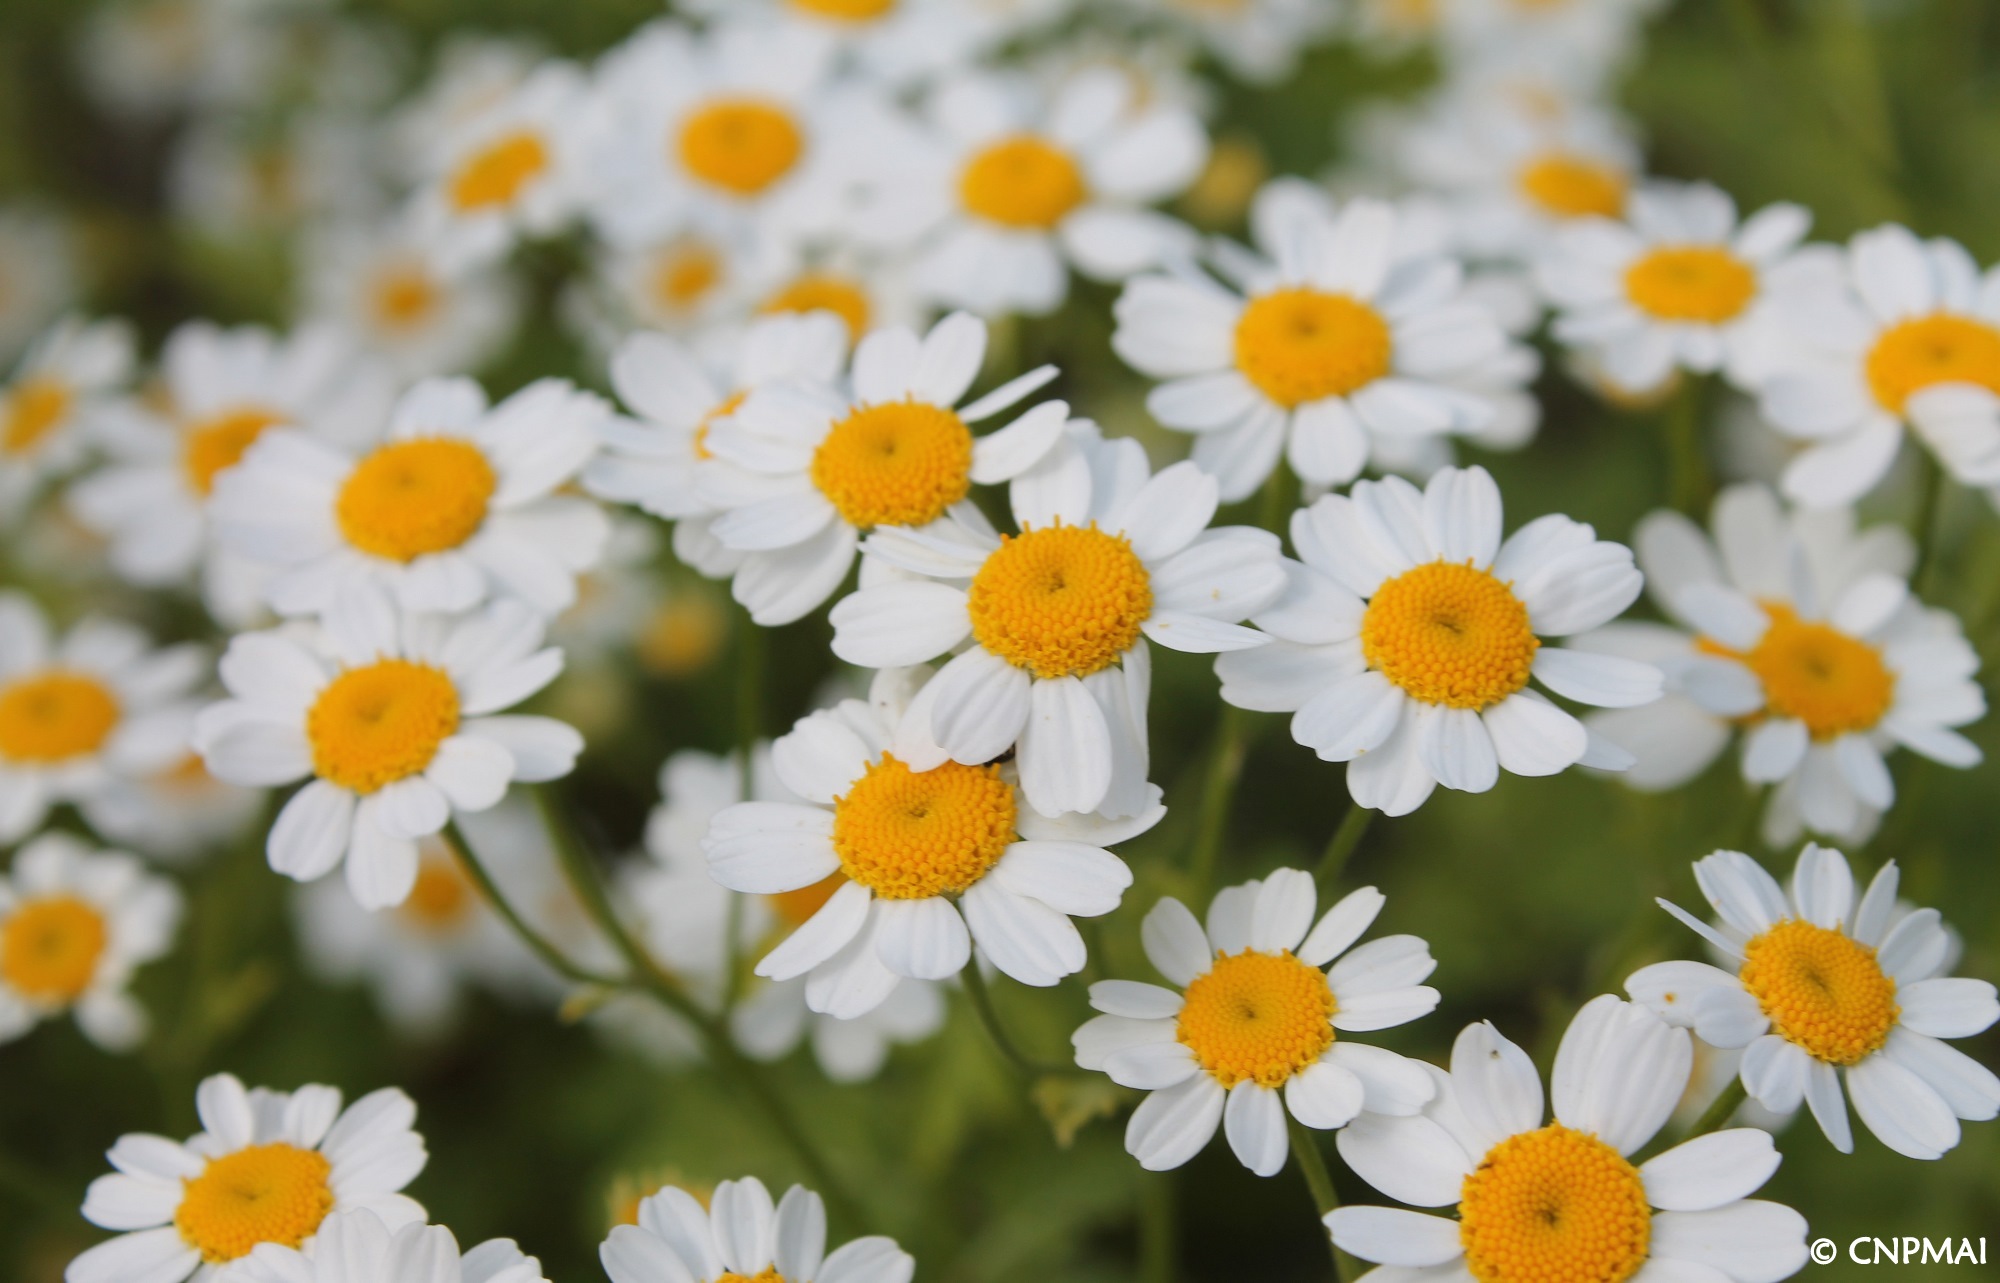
[1649, 1203, 1809, 1283]
[1223, 1082, 1289, 1177]
[1532, 649, 1663, 708]
[873, 897, 972, 980]
[1124, 1074, 1224, 1172]
[1324, 1208, 1463, 1268]
[1640, 1130, 1781, 1211]
[1284, 1061, 1365, 1130]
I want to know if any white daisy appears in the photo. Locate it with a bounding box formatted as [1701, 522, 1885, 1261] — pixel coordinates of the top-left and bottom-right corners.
[168, 111, 385, 242]
[0, 317, 135, 521]
[687, 0, 1037, 89]
[69, 1072, 428, 1283]
[388, 34, 546, 187]
[732, 971, 946, 1084]
[193, 588, 584, 910]
[601, 1176, 913, 1283]
[833, 418, 1285, 819]
[1627, 845, 2000, 1160]
[1117, 0, 1340, 85]
[699, 310, 1070, 625]
[568, 222, 762, 344]
[1578, 483, 1983, 845]
[705, 667, 1160, 1015]
[0, 205, 77, 365]
[1073, 869, 1439, 1176]
[74, 0, 287, 120]
[1328, 996, 1810, 1283]
[238, 1208, 549, 1283]
[301, 221, 521, 381]
[0, 832, 181, 1051]
[0, 591, 209, 846]
[210, 376, 612, 619]
[1114, 185, 1528, 500]
[1216, 465, 1660, 816]
[81, 751, 264, 864]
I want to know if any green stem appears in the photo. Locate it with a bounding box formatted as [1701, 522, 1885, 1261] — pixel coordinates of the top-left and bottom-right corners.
[1908, 451, 1948, 601]
[445, 819, 622, 989]
[1316, 802, 1375, 892]
[735, 601, 764, 772]
[1287, 1117, 1355, 1282]
[1664, 375, 1710, 518]
[1186, 704, 1251, 896]
[1685, 1078, 1749, 1139]
[1139, 1171, 1177, 1283]
[960, 960, 1078, 1077]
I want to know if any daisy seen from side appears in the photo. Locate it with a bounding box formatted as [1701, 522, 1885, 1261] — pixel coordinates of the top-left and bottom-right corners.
[601, 1177, 913, 1283]
[238, 1208, 548, 1283]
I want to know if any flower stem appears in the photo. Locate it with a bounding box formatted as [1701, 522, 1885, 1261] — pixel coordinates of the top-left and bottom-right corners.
[1187, 703, 1251, 896]
[961, 959, 1079, 1077]
[1908, 450, 1948, 600]
[1316, 802, 1375, 892]
[1287, 1117, 1356, 1282]
[1684, 1077, 1749, 1139]
[1138, 1172, 1177, 1283]
[1663, 374, 1710, 517]
[445, 818, 622, 989]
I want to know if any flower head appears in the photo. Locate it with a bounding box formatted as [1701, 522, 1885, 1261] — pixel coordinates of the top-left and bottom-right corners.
[601, 1176, 913, 1283]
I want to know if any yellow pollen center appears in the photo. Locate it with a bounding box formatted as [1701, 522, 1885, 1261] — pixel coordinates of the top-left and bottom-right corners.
[306, 659, 461, 795]
[959, 136, 1088, 230]
[335, 437, 498, 562]
[1729, 602, 1893, 740]
[968, 523, 1153, 679]
[792, 0, 895, 19]
[1739, 919, 1899, 1066]
[183, 406, 286, 495]
[1458, 1124, 1651, 1283]
[174, 1143, 335, 1264]
[1, 896, 108, 1003]
[368, 264, 442, 332]
[769, 873, 847, 927]
[761, 272, 872, 341]
[652, 240, 725, 313]
[449, 131, 550, 212]
[679, 98, 804, 197]
[1622, 246, 1757, 324]
[809, 399, 973, 529]
[0, 670, 121, 764]
[831, 755, 1016, 900]
[3, 376, 72, 456]
[1176, 949, 1335, 1088]
[1233, 288, 1394, 407]
[1518, 153, 1628, 220]
[1863, 313, 2000, 415]
[399, 849, 477, 932]
[716, 1272, 788, 1283]
[1362, 560, 1539, 709]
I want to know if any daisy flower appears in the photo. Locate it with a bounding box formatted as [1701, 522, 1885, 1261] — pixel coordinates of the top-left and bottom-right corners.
[82, 751, 263, 864]
[700, 311, 1070, 625]
[0, 317, 135, 521]
[69, 1072, 427, 1283]
[1216, 465, 1660, 816]
[732, 971, 946, 1084]
[0, 591, 209, 846]
[1114, 187, 1526, 500]
[210, 376, 612, 618]
[705, 667, 1160, 1015]
[601, 1176, 913, 1283]
[0, 206, 76, 364]
[238, 1208, 548, 1283]
[1538, 180, 1813, 394]
[193, 588, 584, 910]
[1757, 223, 2000, 506]
[571, 223, 760, 343]
[301, 221, 521, 381]
[687, 0, 1036, 89]
[1328, 996, 1809, 1283]
[833, 419, 1284, 818]
[1627, 845, 2000, 1160]
[388, 34, 545, 186]
[0, 833, 181, 1051]
[1073, 869, 1439, 1176]
[1578, 483, 1981, 845]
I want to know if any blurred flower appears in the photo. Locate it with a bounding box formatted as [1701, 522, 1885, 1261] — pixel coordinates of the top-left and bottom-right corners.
[0, 318, 135, 523]
[0, 207, 78, 366]
[601, 1176, 913, 1283]
[238, 1207, 549, 1283]
[1119, 0, 1339, 85]
[74, 0, 290, 119]
[300, 221, 521, 380]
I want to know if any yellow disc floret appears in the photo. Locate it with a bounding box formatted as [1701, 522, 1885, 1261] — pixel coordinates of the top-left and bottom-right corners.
[449, 131, 550, 213]
[1518, 152, 1628, 220]
[367, 264, 441, 333]
[1362, 561, 1539, 709]
[183, 406, 286, 495]
[1864, 313, 2000, 415]
[174, 1143, 335, 1264]
[769, 873, 847, 927]
[831, 755, 1016, 899]
[651, 239, 726, 315]
[959, 136, 1088, 230]
[1176, 949, 1336, 1088]
[678, 99, 804, 197]
[3, 376, 72, 456]
[1234, 289, 1394, 408]
[809, 400, 974, 529]
[791, 0, 895, 18]
[968, 524, 1153, 679]
[1623, 246, 1757, 324]
[0, 670, 121, 764]
[1, 896, 108, 1003]
[716, 1271, 788, 1283]
[399, 848, 477, 933]
[1734, 603, 1893, 740]
[761, 272, 872, 341]
[307, 660, 461, 795]
[1458, 1124, 1651, 1283]
[336, 438, 498, 562]
[1739, 919, 1899, 1066]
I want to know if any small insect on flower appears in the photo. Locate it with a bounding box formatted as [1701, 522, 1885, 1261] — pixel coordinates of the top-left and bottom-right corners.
[601, 1176, 914, 1283]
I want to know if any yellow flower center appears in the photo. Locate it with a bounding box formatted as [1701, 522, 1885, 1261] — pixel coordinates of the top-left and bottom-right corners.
[1622, 246, 1757, 324]
[1863, 313, 2000, 415]
[1361, 561, 1539, 709]
[1518, 152, 1628, 220]
[760, 272, 872, 342]
[769, 873, 847, 927]
[717, 1271, 788, 1283]
[3, 376, 72, 456]
[1233, 288, 1394, 407]
[1723, 602, 1894, 740]
[959, 136, 1088, 230]
[791, 0, 895, 19]
[1176, 949, 1335, 1089]
[1458, 1124, 1651, 1283]
[335, 438, 498, 562]
[651, 239, 726, 314]
[306, 660, 461, 795]
[678, 98, 804, 197]
[968, 523, 1154, 679]
[183, 406, 287, 496]
[637, 592, 728, 678]
[831, 755, 1016, 900]
[0, 670, 121, 764]
[367, 264, 441, 333]
[448, 130, 550, 213]
[1739, 919, 1899, 1066]
[174, 1143, 335, 1264]
[1, 895, 108, 1003]
[809, 399, 973, 529]
[692, 390, 747, 462]
[399, 848, 477, 932]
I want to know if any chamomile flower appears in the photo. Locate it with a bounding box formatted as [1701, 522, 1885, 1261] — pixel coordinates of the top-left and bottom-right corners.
[1328, 996, 1809, 1283]
[193, 589, 583, 910]
[0, 833, 181, 1051]
[834, 420, 1284, 818]
[69, 1072, 427, 1283]
[572, 224, 758, 343]
[705, 668, 1160, 1015]
[82, 752, 263, 863]
[211, 377, 612, 618]
[1216, 465, 1659, 816]
[700, 311, 1070, 625]
[601, 1177, 913, 1283]
[733, 972, 946, 1084]
[1628, 846, 2000, 1159]
[1114, 188, 1525, 499]
[1, 317, 135, 521]
[1073, 870, 1439, 1176]
[302, 222, 521, 380]
[0, 591, 209, 846]
[238, 1208, 549, 1283]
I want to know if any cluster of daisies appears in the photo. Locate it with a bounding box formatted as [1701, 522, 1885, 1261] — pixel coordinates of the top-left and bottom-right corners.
[0, 0, 1996, 1281]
